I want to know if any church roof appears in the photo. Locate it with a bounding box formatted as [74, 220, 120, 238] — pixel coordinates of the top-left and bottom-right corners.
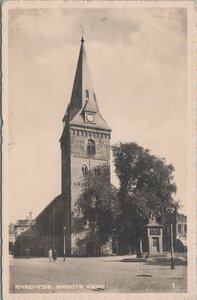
[69, 109, 111, 131]
[65, 38, 111, 132]
[20, 229, 38, 238]
[35, 194, 62, 220]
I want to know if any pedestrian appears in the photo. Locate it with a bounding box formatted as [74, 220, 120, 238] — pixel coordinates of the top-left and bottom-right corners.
[26, 248, 30, 259]
[48, 248, 53, 262]
[52, 249, 57, 261]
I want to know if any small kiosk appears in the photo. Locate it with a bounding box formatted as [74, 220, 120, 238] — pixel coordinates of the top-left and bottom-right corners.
[146, 216, 163, 254]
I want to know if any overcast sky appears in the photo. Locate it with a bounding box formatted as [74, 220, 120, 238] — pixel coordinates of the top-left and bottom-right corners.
[7, 7, 187, 223]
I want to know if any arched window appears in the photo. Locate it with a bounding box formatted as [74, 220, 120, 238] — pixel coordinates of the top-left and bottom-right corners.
[86, 89, 89, 99]
[87, 139, 96, 156]
[82, 164, 88, 175]
[95, 166, 100, 176]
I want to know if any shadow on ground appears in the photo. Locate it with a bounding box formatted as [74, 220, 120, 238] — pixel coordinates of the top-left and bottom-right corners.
[100, 256, 187, 266]
[147, 259, 187, 266]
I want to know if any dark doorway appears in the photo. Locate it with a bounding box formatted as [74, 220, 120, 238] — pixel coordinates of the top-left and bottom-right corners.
[112, 240, 118, 254]
[86, 243, 95, 257]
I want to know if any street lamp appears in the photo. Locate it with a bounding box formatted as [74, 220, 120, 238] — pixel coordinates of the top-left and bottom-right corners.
[167, 207, 176, 269]
[63, 226, 66, 262]
[53, 205, 56, 250]
[87, 140, 91, 190]
[170, 223, 174, 269]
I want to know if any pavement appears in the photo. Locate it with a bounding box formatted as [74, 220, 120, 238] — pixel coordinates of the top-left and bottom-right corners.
[9, 254, 187, 293]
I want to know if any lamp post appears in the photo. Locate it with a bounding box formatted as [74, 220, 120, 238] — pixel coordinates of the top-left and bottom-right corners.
[87, 140, 91, 188]
[87, 141, 91, 233]
[166, 207, 176, 269]
[170, 223, 174, 269]
[53, 205, 56, 251]
[20, 235, 23, 257]
[63, 226, 66, 262]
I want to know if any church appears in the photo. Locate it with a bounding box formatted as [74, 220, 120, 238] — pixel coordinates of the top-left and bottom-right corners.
[13, 37, 187, 258]
[14, 37, 114, 257]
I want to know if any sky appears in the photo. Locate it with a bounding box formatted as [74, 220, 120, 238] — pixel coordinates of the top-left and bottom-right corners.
[7, 7, 188, 223]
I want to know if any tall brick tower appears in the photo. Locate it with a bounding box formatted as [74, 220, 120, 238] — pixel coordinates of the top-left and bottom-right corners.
[60, 37, 112, 256]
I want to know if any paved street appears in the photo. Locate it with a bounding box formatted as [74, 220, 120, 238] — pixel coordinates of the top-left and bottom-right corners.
[9, 255, 187, 293]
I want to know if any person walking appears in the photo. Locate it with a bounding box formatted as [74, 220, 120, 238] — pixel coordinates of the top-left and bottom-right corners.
[26, 248, 30, 259]
[48, 248, 53, 262]
[52, 249, 57, 262]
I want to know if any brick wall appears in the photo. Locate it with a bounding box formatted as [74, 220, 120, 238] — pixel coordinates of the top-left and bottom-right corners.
[61, 124, 111, 256]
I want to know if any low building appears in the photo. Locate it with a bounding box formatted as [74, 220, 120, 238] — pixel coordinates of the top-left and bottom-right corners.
[14, 212, 36, 257]
[14, 197, 64, 257]
[9, 223, 15, 254]
[14, 229, 39, 257]
[14, 212, 34, 239]
[175, 213, 187, 252]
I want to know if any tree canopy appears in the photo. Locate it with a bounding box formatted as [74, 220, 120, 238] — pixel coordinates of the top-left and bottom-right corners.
[112, 142, 179, 252]
[72, 165, 118, 246]
[73, 142, 179, 253]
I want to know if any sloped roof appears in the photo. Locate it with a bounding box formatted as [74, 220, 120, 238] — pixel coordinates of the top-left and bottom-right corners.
[20, 229, 38, 238]
[15, 220, 33, 227]
[177, 213, 187, 223]
[63, 38, 111, 132]
[35, 194, 62, 220]
[69, 109, 111, 131]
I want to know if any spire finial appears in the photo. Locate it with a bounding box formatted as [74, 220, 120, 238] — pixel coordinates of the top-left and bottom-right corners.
[80, 25, 85, 43]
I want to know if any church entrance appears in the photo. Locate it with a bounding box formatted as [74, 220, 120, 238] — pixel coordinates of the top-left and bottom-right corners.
[86, 243, 95, 257]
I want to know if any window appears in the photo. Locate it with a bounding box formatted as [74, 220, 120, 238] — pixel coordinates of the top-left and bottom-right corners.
[87, 139, 96, 155]
[86, 89, 89, 99]
[82, 165, 88, 175]
[95, 166, 100, 176]
[73, 101, 78, 108]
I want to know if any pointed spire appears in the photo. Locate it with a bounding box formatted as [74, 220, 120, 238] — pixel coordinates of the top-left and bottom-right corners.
[68, 37, 99, 120]
[64, 38, 111, 131]
[80, 25, 85, 43]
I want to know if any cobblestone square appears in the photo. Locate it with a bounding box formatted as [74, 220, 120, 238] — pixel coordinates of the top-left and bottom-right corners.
[9, 255, 187, 293]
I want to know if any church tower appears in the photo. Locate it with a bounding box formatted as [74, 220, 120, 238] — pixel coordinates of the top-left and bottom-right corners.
[60, 37, 112, 256]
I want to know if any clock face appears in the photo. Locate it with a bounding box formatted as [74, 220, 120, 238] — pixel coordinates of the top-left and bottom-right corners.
[86, 114, 94, 123]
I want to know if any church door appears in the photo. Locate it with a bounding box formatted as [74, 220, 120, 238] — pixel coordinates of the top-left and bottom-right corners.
[86, 244, 95, 257]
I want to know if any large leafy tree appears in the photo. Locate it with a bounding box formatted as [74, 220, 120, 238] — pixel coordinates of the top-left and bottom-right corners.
[72, 165, 119, 246]
[112, 142, 179, 252]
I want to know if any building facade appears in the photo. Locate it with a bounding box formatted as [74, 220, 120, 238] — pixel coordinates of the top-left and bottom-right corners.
[14, 37, 113, 257]
[175, 213, 187, 252]
[60, 37, 112, 256]
[9, 223, 15, 254]
[13, 38, 188, 258]
[14, 212, 34, 239]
